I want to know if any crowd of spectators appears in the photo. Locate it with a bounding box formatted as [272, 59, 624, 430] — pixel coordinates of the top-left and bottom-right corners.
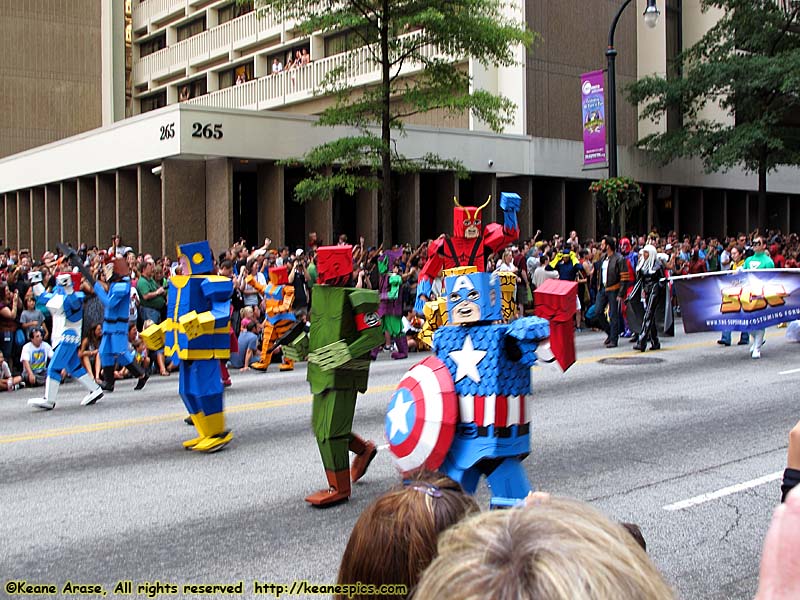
[0, 226, 796, 390]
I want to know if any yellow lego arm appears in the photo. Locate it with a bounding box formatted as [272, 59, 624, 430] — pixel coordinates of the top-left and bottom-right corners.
[179, 310, 216, 340]
[280, 285, 295, 312]
[141, 321, 168, 351]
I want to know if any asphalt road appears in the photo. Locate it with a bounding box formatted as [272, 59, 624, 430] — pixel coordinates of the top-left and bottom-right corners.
[1, 324, 798, 599]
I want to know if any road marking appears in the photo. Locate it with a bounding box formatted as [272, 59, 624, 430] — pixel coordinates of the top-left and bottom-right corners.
[377, 443, 389, 451]
[1, 339, 716, 445]
[779, 367, 800, 375]
[663, 471, 783, 511]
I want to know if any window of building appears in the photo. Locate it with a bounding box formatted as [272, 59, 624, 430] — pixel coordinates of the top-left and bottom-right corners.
[178, 77, 208, 102]
[139, 32, 166, 58]
[324, 28, 375, 57]
[176, 15, 206, 42]
[217, 0, 253, 25]
[219, 61, 254, 88]
[140, 90, 167, 113]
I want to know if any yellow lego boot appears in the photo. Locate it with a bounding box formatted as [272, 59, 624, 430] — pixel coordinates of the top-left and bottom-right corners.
[191, 412, 233, 453]
[183, 412, 208, 449]
[279, 357, 294, 371]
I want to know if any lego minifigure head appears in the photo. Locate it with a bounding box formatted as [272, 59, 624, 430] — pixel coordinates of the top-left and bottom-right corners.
[55, 272, 74, 294]
[268, 266, 289, 286]
[445, 271, 501, 325]
[453, 196, 492, 239]
[316, 245, 353, 286]
[176, 240, 214, 275]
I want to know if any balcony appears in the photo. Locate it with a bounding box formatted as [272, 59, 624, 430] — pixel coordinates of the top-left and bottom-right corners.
[133, 7, 280, 86]
[185, 30, 451, 112]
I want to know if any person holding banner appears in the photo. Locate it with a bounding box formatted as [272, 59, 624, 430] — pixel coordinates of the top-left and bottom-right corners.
[717, 245, 749, 348]
[744, 236, 775, 359]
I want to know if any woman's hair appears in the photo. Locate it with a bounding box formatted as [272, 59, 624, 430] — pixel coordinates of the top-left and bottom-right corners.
[336, 472, 479, 599]
[414, 497, 674, 600]
[88, 323, 102, 345]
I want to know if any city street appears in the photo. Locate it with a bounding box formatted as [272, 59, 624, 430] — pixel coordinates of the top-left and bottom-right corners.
[1, 324, 797, 599]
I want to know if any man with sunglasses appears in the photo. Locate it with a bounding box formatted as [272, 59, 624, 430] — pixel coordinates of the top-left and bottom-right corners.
[743, 237, 774, 359]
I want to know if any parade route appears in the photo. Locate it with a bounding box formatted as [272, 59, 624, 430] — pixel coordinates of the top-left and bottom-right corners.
[2, 326, 797, 599]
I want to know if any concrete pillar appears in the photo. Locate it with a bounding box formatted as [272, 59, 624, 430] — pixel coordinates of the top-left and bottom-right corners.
[31, 188, 45, 256]
[138, 165, 162, 255]
[698, 190, 705, 237]
[161, 159, 206, 257]
[647, 185, 654, 233]
[722, 191, 728, 237]
[257, 162, 285, 248]
[96, 174, 116, 247]
[499, 176, 533, 241]
[306, 192, 333, 251]
[45, 185, 60, 250]
[17, 191, 32, 252]
[785, 196, 791, 236]
[471, 174, 498, 224]
[356, 184, 378, 248]
[6, 193, 17, 250]
[533, 178, 565, 240]
[434, 172, 459, 236]
[116, 169, 138, 247]
[61, 181, 78, 245]
[1, 194, 6, 249]
[396, 172, 420, 246]
[206, 158, 233, 257]
[77, 177, 96, 248]
[673, 188, 680, 235]
[745, 193, 751, 234]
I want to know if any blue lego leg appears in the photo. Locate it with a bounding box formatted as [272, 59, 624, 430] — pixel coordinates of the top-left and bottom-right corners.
[185, 360, 230, 453]
[486, 457, 532, 506]
[440, 457, 482, 495]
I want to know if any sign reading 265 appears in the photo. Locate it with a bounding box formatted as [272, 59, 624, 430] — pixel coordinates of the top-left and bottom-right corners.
[720, 284, 788, 313]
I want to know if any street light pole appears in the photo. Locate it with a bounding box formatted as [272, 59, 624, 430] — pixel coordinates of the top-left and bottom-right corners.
[606, 0, 660, 179]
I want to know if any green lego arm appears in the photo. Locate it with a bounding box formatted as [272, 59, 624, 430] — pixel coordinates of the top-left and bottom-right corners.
[346, 288, 384, 359]
[282, 331, 309, 362]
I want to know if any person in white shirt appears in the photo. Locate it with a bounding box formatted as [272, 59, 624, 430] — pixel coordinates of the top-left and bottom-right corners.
[21, 328, 53, 387]
[108, 234, 132, 258]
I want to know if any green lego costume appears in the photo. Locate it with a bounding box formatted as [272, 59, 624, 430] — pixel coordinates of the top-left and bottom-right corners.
[288, 282, 383, 506]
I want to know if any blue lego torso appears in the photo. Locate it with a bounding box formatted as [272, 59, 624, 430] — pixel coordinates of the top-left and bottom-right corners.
[164, 275, 233, 360]
[433, 316, 549, 398]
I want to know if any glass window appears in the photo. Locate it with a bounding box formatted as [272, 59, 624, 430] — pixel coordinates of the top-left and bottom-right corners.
[176, 15, 206, 42]
[178, 77, 208, 102]
[140, 90, 167, 113]
[219, 62, 254, 89]
[139, 33, 166, 57]
[218, 0, 253, 25]
[324, 28, 375, 57]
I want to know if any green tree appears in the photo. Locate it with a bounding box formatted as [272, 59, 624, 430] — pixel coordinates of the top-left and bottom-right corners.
[247, 0, 534, 244]
[627, 0, 800, 232]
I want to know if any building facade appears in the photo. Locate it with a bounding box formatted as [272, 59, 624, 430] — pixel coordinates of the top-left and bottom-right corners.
[0, 0, 798, 256]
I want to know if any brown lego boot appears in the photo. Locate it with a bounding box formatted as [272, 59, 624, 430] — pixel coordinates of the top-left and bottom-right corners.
[305, 469, 351, 507]
[349, 435, 378, 483]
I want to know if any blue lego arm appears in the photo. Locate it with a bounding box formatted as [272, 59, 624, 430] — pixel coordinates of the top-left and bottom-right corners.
[93, 281, 110, 306]
[505, 317, 549, 367]
[201, 277, 234, 328]
[499, 192, 521, 232]
[415, 278, 433, 314]
[63, 292, 85, 321]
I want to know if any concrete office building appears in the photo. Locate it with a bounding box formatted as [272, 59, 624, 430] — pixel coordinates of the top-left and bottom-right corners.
[0, 0, 798, 257]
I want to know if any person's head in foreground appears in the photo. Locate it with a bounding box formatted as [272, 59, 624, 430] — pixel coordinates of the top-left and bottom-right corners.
[413, 496, 674, 600]
[336, 472, 479, 599]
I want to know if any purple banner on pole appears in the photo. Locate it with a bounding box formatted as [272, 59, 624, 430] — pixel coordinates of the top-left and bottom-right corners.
[671, 269, 800, 333]
[581, 70, 606, 166]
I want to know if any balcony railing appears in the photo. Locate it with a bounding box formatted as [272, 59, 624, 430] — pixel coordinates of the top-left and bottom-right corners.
[133, 7, 280, 85]
[185, 30, 449, 112]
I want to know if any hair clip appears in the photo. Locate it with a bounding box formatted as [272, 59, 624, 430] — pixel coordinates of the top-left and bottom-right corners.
[403, 480, 443, 498]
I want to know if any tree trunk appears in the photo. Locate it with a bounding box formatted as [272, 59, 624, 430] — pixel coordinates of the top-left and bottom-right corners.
[379, 0, 393, 246]
[757, 153, 767, 234]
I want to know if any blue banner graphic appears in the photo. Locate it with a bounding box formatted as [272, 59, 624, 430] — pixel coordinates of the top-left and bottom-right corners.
[671, 269, 800, 333]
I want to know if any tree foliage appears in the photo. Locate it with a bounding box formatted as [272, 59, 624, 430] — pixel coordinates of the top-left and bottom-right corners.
[248, 0, 535, 243]
[627, 0, 800, 230]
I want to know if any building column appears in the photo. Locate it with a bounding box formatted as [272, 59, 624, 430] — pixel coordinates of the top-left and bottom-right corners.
[257, 162, 285, 248]
[77, 177, 96, 248]
[206, 158, 233, 257]
[785, 196, 791, 236]
[745, 193, 751, 234]
[116, 169, 138, 248]
[722, 191, 728, 237]
[161, 159, 206, 257]
[6, 193, 18, 250]
[434, 172, 459, 236]
[471, 174, 498, 224]
[138, 165, 162, 256]
[31, 188, 45, 256]
[305, 186, 333, 250]
[356, 183, 378, 248]
[17, 191, 32, 252]
[96, 174, 116, 248]
[647, 185, 654, 233]
[61, 181, 78, 245]
[673, 188, 680, 235]
[45, 185, 60, 249]
[396, 172, 420, 246]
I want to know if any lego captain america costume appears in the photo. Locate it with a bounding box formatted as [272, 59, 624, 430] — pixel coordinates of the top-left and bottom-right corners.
[388, 271, 549, 508]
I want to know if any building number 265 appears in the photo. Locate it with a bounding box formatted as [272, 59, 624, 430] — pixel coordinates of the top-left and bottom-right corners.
[191, 122, 223, 139]
[159, 123, 176, 140]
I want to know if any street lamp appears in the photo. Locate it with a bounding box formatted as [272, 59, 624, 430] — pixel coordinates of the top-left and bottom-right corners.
[606, 0, 660, 178]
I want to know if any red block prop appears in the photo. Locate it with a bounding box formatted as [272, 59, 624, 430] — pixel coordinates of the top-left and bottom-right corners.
[534, 279, 578, 371]
[316, 245, 353, 284]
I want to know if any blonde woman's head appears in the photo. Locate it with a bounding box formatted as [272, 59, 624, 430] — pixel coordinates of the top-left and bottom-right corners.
[414, 496, 674, 600]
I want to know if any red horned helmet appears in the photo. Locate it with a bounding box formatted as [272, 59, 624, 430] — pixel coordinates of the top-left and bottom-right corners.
[453, 195, 492, 240]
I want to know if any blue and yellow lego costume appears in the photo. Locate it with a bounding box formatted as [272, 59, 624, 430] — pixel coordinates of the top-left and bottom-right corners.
[142, 241, 234, 453]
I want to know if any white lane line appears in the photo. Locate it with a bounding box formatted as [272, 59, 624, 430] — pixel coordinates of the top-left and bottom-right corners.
[663, 471, 783, 511]
[779, 367, 800, 375]
[377, 443, 389, 451]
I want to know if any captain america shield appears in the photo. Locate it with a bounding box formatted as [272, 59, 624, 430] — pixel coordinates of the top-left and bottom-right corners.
[385, 356, 458, 472]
